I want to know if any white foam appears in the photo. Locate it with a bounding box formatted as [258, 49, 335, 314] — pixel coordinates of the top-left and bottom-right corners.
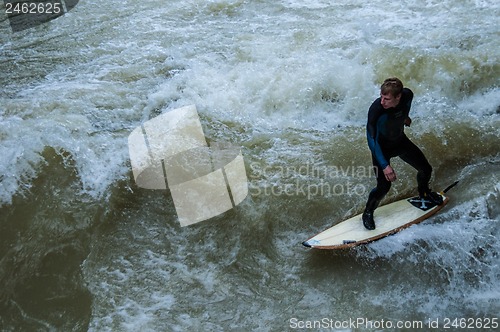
[2, 0, 498, 208]
[2, 0, 499, 329]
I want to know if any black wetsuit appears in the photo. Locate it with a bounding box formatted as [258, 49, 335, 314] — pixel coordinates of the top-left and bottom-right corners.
[365, 88, 432, 211]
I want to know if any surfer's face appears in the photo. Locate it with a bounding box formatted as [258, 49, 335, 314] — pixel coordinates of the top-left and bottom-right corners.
[380, 93, 401, 109]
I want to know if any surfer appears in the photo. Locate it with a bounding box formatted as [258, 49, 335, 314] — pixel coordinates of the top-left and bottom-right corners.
[363, 77, 443, 230]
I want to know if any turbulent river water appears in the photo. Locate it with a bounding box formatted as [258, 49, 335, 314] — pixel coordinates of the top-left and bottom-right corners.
[1, 0, 499, 331]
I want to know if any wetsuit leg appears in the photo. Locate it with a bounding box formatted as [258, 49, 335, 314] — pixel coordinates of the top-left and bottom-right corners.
[398, 136, 432, 195]
[365, 154, 391, 212]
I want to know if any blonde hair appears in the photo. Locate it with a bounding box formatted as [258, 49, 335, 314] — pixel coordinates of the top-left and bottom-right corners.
[381, 77, 403, 97]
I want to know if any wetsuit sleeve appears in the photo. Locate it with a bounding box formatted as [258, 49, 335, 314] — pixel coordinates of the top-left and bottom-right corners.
[403, 88, 413, 118]
[366, 101, 389, 169]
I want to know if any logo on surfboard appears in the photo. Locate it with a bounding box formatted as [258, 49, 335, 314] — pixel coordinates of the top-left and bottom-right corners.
[407, 196, 437, 211]
[128, 105, 248, 227]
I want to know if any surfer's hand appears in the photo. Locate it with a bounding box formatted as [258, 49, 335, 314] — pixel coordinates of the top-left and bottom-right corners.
[404, 117, 412, 127]
[383, 165, 397, 182]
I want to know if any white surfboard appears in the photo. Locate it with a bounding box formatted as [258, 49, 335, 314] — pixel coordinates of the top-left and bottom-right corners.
[302, 188, 454, 250]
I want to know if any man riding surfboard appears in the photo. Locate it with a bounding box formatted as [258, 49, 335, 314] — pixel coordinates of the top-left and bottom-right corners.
[363, 77, 443, 230]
